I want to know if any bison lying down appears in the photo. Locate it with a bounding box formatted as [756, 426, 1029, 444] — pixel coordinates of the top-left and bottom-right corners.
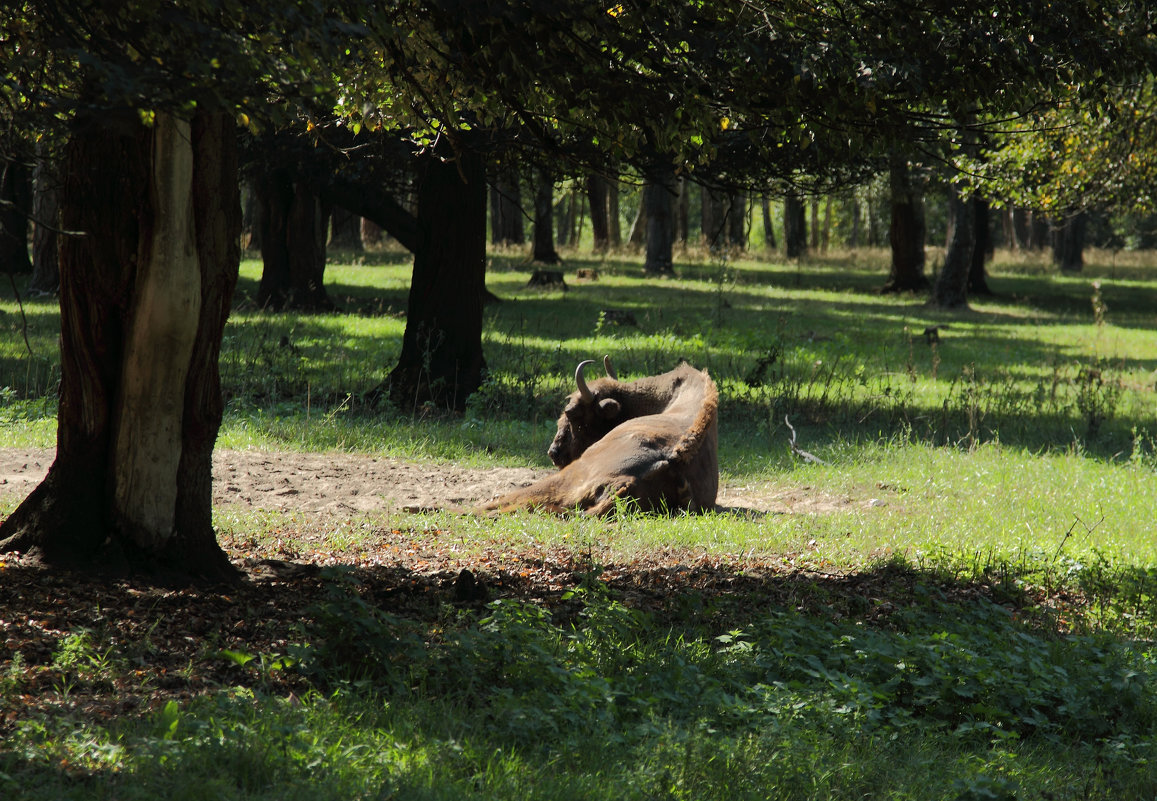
[481, 358, 718, 515]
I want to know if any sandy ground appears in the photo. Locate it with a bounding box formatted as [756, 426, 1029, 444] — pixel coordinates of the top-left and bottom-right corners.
[0, 447, 869, 519]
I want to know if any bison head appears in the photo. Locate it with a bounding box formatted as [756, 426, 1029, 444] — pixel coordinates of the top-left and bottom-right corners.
[547, 357, 623, 467]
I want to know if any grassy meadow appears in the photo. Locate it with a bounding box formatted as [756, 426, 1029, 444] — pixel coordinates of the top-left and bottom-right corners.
[2, 244, 1157, 799]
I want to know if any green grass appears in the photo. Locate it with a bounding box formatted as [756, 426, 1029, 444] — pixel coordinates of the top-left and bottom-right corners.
[4, 244, 1157, 799]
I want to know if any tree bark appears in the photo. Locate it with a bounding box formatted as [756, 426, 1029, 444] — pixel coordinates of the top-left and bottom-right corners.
[1052, 211, 1086, 272]
[0, 141, 32, 274]
[386, 147, 487, 411]
[883, 155, 928, 293]
[256, 171, 332, 310]
[934, 184, 975, 308]
[0, 111, 240, 582]
[642, 163, 676, 275]
[532, 168, 560, 263]
[30, 141, 61, 294]
[784, 193, 807, 258]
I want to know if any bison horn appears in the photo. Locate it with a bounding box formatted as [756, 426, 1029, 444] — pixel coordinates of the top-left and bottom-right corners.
[575, 359, 596, 402]
[603, 355, 617, 381]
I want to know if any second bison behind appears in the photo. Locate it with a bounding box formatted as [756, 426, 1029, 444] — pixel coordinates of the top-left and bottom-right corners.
[481, 359, 718, 515]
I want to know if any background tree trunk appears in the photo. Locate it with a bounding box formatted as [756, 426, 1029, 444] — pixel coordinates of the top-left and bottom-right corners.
[761, 195, 777, 250]
[643, 163, 676, 275]
[361, 217, 383, 248]
[328, 206, 363, 251]
[968, 198, 993, 294]
[490, 165, 523, 246]
[0, 111, 240, 582]
[532, 168, 560, 263]
[784, 194, 807, 258]
[30, 141, 61, 294]
[607, 181, 621, 247]
[587, 174, 611, 252]
[0, 141, 33, 274]
[1052, 211, 1086, 272]
[702, 188, 725, 248]
[728, 191, 747, 250]
[934, 185, 975, 308]
[674, 177, 689, 247]
[257, 173, 332, 310]
[883, 155, 928, 293]
[386, 148, 487, 412]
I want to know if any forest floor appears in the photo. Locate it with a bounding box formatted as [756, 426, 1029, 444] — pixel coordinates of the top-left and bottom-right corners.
[0, 448, 917, 731]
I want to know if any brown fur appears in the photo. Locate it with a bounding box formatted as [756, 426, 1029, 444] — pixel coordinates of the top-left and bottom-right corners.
[479, 363, 719, 516]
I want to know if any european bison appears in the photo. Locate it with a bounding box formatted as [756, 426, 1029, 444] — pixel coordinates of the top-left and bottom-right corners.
[480, 358, 718, 515]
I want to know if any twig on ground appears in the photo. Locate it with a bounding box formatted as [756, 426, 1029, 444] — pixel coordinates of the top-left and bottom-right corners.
[785, 415, 826, 465]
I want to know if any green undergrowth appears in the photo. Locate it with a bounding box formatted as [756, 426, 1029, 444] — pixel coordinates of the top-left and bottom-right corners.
[4, 580, 1157, 800]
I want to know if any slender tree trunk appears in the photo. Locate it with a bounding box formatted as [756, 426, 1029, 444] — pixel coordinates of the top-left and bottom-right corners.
[0, 141, 32, 274]
[532, 168, 560, 263]
[968, 198, 993, 294]
[30, 141, 60, 294]
[642, 163, 676, 275]
[934, 184, 975, 308]
[1052, 211, 1086, 272]
[883, 155, 927, 293]
[0, 111, 240, 582]
[761, 194, 777, 251]
[1028, 211, 1049, 250]
[386, 148, 487, 411]
[784, 194, 807, 258]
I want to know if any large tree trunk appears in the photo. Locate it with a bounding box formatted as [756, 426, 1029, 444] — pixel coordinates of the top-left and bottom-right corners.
[29, 141, 61, 294]
[784, 194, 807, 258]
[883, 155, 928, 293]
[642, 163, 676, 276]
[934, 185, 975, 308]
[386, 148, 486, 412]
[256, 171, 332, 310]
[0, 141, 33, 274]
[0, 111, 240, 582]
[1052, 211, 1086, 272]
[531, 168, 560, 263]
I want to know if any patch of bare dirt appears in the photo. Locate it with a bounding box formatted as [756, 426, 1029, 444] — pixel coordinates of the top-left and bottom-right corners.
[0, 447, 879, 518]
